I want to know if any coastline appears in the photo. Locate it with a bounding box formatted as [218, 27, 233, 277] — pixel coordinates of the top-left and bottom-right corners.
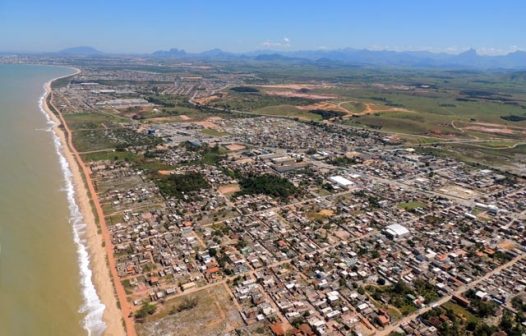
[41, 69, 130, 336]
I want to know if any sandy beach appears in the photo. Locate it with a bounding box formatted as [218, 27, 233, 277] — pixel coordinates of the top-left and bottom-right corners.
[43, 70, 132, 336]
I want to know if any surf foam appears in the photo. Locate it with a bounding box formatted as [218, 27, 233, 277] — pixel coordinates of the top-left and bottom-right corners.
[39, 83, 107, 336]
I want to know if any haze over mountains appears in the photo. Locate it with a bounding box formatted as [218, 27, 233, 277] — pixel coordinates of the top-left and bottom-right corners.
[150, 47, 526, 69]
[19, 46, 526, 69]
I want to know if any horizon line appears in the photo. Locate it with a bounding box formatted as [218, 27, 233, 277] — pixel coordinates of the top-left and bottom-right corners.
[1, 46, 525, 57]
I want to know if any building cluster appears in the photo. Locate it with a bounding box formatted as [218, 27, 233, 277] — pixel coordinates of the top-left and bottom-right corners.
[83, 112, 526, 336]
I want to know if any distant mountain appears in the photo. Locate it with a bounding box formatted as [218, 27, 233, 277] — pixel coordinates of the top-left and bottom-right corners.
[57, 46, 104, 56]
[199, 48, 235, 58]
[151, 48, 187, 58]
[150, 47, 526, 69]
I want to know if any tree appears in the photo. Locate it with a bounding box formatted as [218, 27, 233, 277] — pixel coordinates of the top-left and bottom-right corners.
[135, 302, 156, 319]
[208, 248, 217, 257]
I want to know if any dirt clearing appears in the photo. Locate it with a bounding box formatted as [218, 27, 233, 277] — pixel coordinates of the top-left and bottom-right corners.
[218, 183, 241, 195]
[225, 143, 246, 151]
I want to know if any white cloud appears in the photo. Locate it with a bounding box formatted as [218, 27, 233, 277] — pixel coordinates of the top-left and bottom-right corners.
[261, 37, 291, 49]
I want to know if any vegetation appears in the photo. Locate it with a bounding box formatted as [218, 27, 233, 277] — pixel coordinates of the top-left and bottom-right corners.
[501, 114, 526, 122]
[170, 297, 198, 314]
[135, 302, 156, 319]
[210, 91, 316, 111]
[368, 279, 439, 316]
[202, 145, 227, 165]
[71, 127, 161, 152]
[255, 105, 322, 120]
[51, 74, 76, 89]
[157, 172, 210, 198]
[413, 278, 439, 302]
[422, 301, 525, 336]
[465, 289, 499, 317]
[368, 281, 417, 315]
[236, 173, 298, 199]
[398, 200, 426, 211]
[200, 128, 229, 137]
[511, 295, 526, 312]
[230, 86, 259, 93]
[309, 109, 346, 119]
[328, 156, 358, 166]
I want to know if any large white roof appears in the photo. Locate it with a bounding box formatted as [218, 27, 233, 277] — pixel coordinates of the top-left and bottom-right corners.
[385, 224, 410, 236]
[329, 175, 353, 187]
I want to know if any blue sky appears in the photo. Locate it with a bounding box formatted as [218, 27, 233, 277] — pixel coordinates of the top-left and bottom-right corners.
[0, 0, 524, 54]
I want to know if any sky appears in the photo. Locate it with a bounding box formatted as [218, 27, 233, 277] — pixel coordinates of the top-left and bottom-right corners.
[0, 0, 524, 55]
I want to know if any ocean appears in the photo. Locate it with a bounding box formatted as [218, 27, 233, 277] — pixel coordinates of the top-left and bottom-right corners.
[0, 64, 104, 335]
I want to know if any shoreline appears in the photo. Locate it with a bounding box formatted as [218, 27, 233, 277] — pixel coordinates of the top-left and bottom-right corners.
[41, 69, 131, 336]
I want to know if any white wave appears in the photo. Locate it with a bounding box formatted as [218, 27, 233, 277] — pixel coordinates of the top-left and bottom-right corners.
[38, 84, 107, 336]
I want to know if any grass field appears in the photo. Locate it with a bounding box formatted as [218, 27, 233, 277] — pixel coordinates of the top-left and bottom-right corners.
[340, 101, 367, 113]
[200, 128, 230, 137]
[63, 112, 127, 129]
[209, 67, 526, 147]
[210, 91, 316, 111]
[82, 150, 175, 173]
[442, 301, 479, 323]
[255, 105, 322, 120]
[417, 143, 526, 175]
[82, 150, 136, 162]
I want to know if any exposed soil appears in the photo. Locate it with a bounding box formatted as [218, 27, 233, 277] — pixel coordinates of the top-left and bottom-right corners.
[218, 183, 241, 195]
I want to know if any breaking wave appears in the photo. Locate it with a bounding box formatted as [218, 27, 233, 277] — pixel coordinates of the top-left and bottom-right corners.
[38, 80, 107, 336]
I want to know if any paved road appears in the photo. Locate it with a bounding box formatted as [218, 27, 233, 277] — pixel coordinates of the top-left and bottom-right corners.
[376, 253, 524, 336]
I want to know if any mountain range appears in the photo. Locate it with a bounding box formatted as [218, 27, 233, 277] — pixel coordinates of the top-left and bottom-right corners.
[50, 46, 526, 69]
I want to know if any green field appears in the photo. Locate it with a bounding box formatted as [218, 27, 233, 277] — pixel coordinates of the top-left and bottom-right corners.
[210, 91, 316, 111]
[200, 128, 230, 137]
[211, 66, 526, 143]
[255, 105, 322, 121]
[63, 112, 127, 129]
[442, 301, 479, 323]
[340, 101, 367, 113]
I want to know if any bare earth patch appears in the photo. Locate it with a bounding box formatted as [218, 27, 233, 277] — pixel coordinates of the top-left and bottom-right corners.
[297, 100, 410, 117]
[438, 184, 478, 200]
[218, 183, 241, 195]
[296, 101, 348, 112]
[264, 90, 336, 100]
[498, 240, 516, 250]
[318, 209, 335, 217]
[158, 170, 175, 176]
[137, 285, 242, 336]
[194, 95, 221, 105]
[225, 143, 246, 151]
[257, 83, 334, 90]
[464, 125, 514, 135]
[192, 116, 223, 129]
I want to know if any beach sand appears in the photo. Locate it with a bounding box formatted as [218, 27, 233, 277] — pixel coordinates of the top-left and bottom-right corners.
[43, 72, 130, 336]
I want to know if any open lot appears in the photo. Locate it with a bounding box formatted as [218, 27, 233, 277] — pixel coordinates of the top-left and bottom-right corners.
[136, 285, 243, 336]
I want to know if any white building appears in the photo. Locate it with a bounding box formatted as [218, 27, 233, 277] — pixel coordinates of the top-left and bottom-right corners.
[384, 224, 410, 239]
[329, 175, 353, 188]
